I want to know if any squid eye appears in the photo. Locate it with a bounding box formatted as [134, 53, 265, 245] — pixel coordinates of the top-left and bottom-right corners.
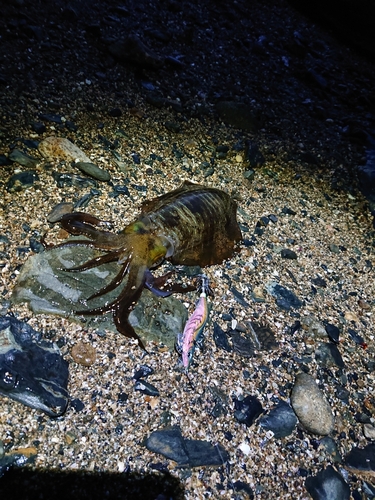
[159, 235, 174, 258]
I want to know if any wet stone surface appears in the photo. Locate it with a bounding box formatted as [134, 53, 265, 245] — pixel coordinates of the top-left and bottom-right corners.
[11, 245, 188, 349]
[0, 316, 69, 417]
[305, 465, 350, 500]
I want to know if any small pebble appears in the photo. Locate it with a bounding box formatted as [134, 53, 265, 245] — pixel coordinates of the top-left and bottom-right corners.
[71, 342, 97, 366]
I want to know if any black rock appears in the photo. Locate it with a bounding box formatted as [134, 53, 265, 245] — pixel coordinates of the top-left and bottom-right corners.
[213, 323, 232, 352]
[52, 172, 97, 189]
[0, 316, 69, 416]
[244, 140, 265, 167]
[0, 447, 37, 477]
[31, 122, 47, 134]
[259, 401, 297, 438]
[266, 282, 303, 309]
[229, 287, 250, 307]
[311, 276, 327, 287]
[281, 206, 297, 215]
[6, 171, 39, 192]
[230, 331, 255, 358]
[305, 465, 350, 500]
[108, 108, 122, 117]
[134, 379, 159, 396]
[133, 364, 154, 380]
[234, 395, 263, 426]
[345, 443, 375, 473]
[146, 427, 229, 467]
[0, 155, 12, 166]
[39, 113, 63, 123]
[280, 248, 297, 259]
[324, 322, 340, 343]
[347, 328, 366, 347]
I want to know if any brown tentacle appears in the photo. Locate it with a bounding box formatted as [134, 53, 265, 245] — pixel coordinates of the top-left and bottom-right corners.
[87, 256, 131, 300]
[74, 261, 148, 349]
[113, 281, 147, 350]
[59, 212, 124, 250]
[60, 212, 113, 235]
[64, 249, 124, 272]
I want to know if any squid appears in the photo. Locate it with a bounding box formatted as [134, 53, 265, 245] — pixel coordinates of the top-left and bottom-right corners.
[54, 181, 242, 349]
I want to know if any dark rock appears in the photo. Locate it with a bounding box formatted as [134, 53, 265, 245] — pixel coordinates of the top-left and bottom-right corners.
[0, 155, 11, 166]
[281, 206, 297, 216]
[213, 323, 231, 352]
[319, 436, 342, 462]
[8, 149, 39, 168]
[266, 281, 303, 309]
[234, 395, 263, 426]
[0, 316, 69, 416]
[345, 443, 375, 476]
[0, 447, 37, 477]
[29, 237, 44, 253]
[229, 287, 250, 307]
[244, 140, 265, 167]
[164, 121, 181, 133]
[108, 108, 122, 118]
[146, 427, 229, 467]
[31, 122, 46, 134]
[347, 328, 366, 347]
[305, 465, 350, 500]
[39, 113, 62, 123]
[315, 343, 345, 368]
[311, 276, 327, 288]
[358, 144, 375, 209]
[134, 380, 159, 396]
[47, 202, 74, 223]
[75, 162, 111, 181]
[324, 322, 340, 343]
[117, 392, 128, 405]
[230, 330, 255, 357]
[133, 365, 154, 380]
[6, 171, 39, 192]
[280, 248, 297, 259]
[259, 401, 297, 438]
[52, 172, 97, 189]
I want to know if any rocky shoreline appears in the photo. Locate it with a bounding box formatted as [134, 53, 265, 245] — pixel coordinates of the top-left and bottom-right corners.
[1, 1, 375, 499]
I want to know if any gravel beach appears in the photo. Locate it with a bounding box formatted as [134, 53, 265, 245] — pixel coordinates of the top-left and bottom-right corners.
[1, 1, 375, 499]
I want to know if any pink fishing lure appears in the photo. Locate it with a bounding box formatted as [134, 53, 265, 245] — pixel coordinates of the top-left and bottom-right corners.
[176, 275, 212, 371]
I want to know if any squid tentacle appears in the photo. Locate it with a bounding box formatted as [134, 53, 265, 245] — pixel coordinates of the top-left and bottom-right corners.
[74, 262, 148, 349]
[64, 249, 124, 272]
[87, 256, 131, 300]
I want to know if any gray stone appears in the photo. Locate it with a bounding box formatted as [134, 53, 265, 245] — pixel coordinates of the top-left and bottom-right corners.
[11, 244, 187, 349]
[9, 148, 39, 168]
[291, 372, 334, 435]
[76, 162, 111, 182]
